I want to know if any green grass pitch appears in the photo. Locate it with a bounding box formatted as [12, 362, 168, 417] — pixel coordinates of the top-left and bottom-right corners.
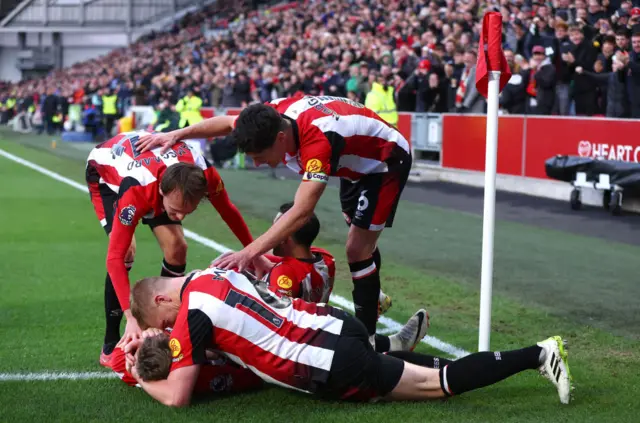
[1, 136, 639, 423]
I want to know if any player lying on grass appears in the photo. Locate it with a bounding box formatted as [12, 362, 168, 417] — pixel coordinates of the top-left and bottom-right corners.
[85, 131, 254, 366]
[262, 201, 425, 353]
[136, 95, 411, 353]
[126, 268, 572, 407]
[111, 328, 263, 395]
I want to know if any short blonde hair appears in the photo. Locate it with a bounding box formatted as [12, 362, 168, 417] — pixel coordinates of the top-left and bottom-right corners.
[130, 276, 170, 329]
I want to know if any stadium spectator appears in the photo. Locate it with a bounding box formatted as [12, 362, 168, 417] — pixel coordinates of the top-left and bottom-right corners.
[1, 0, 640, 121]
[526, 45, 556, 115]
[577, 50, 631, 118]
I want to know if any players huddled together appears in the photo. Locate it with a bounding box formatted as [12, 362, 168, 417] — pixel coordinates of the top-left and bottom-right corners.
[85, 94, 572, 406]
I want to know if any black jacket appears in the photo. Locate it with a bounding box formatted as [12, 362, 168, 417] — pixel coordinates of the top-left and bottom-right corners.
[583, 69, 629, 118]
[627, 51, 640, 118]
[42, 95, 58, 116]
[570, 39, 599, 95]
[500, 70, 528, 114]
[530, 61, 556, 115]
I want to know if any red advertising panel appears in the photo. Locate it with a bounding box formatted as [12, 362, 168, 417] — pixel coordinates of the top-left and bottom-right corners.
[225, 108, 243, 116]
[523, 117, 640, 179]
[397, 113, 412, 148]
[441, 115, 524, 176]
[200, 107, 215, 119]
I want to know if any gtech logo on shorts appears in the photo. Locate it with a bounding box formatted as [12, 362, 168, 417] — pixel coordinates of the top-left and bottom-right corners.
[169, 338, 181, 358]
[305, 159, 323, 173]
[119, 205, 136, 226]
[277, 275, 293, 289]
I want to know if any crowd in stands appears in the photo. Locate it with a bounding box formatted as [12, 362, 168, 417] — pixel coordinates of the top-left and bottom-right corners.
[2, 0, 640, 138]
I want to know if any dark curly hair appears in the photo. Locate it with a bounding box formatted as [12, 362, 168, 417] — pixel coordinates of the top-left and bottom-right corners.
[232, 103, 285, 153]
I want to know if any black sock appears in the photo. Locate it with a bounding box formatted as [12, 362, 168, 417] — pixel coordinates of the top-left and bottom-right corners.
[374, 334, 391, 353]
[103, 273, 123, 349]
[349, 257, 380, 335]
[387, 351, 453, 369]
[161, 258, 186, 277]
[439, 345, 542, 396]
[388, 351, 453, 369]
[372, 247, 382, 271]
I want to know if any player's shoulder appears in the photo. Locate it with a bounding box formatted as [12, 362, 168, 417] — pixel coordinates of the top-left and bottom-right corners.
[267, 95, 302, 112]
[274, 256, 309, 272]
[310, 247, 334, 260]
[269, 258, 306, 281]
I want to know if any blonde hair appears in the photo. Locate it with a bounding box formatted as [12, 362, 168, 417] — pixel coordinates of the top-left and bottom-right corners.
[130, 276, 171, 329]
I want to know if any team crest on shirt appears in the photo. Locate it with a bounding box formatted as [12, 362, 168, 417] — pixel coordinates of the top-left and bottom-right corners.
[215, 180, 224, 195]
[118, 205, 136, 226]
[305, 159, 323, 173]
[169, 338, 181, 358]
[277, 275, 293, 289]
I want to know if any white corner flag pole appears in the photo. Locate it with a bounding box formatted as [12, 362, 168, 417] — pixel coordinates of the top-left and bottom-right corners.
[478, 70, 501, 352]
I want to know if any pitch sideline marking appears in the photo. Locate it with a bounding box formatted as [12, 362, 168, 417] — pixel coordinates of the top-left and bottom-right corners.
[0, 372, 119, 381]
[0, 147, 470, 382]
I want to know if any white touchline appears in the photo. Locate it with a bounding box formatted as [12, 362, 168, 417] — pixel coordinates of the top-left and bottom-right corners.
[0, 147, 469, 382]
[0, 372, 119, 381]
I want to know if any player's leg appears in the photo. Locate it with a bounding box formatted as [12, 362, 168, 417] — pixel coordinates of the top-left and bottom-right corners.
[387, 350, 453, 369]
[345, 224, 382, 342]
[344, 171, 405, 351]
[86, 165, 134, 363]
[373, 246, 393, 315]
[386, 336, 571, 403]
[375, 308, 429, 353]
[147, 215, 188, 278]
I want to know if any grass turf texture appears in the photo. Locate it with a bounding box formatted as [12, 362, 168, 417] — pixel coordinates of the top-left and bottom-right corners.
[1, 135, 639, 422]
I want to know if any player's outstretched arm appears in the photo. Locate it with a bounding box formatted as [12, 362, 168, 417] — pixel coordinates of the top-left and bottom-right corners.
[136, 115, 238, 153]
[205, 168, 253, 247]
[135, 365, 201, 407]
[213, 181, 326, 272]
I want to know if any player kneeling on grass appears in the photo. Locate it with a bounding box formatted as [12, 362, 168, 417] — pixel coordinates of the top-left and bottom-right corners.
[111, 328, 262, 395]
[263, 202, 426, 353]
[85, 131, 254, 366]
[126, 268, 572, 407]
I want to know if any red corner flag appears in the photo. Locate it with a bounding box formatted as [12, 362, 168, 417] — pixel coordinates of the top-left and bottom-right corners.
[475, 12, 511, 98]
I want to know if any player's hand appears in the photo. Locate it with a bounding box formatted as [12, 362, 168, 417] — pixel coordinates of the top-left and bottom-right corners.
[252, 255, 275, 279]
[125, 350, 136, 374]
[135, 131, 179, 154]
[211, 250, 253, 272]
[142, 328, 164, 339]
[209, 251, 234, 268]
[124, 337, 142, 355]
[126, 352, 141, 382]
[117, 317, 142, 350]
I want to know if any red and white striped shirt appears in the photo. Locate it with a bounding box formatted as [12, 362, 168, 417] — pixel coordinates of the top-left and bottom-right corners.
[265, 247, 335, 303]
[110, 338, 262, 393]
[86, 131, 253, 310]
[268, 95, 411, 183]
[170, 268, 350, 393]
